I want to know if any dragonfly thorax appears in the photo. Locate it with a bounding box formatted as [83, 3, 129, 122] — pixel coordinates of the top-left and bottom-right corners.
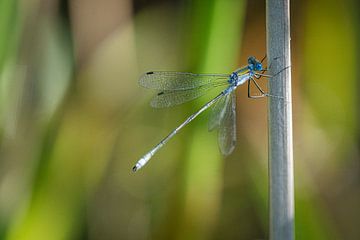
[228, 72, 238, 84]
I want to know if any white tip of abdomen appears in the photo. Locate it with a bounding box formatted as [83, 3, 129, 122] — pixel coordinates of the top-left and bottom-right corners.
[132, 152, 152, 172]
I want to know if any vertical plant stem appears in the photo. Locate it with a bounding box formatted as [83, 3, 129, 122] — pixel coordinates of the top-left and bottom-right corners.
[266, 0, 294, 239]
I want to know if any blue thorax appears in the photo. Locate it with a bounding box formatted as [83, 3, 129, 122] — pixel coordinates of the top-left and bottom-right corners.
[227, 56, 262, 85]
[228, 72, 238, 84]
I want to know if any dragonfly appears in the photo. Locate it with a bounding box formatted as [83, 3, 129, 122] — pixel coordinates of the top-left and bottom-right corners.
[132, 56, 272, 172]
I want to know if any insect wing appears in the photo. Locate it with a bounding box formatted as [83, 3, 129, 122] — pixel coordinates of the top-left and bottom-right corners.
[150, 83, 227, 108]
[218, 92, 237, 156]
[140, 71, 228, 91]
[208, 93, 228, 131]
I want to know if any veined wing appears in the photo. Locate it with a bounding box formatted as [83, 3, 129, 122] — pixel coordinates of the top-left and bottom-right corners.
[150, 82, 228, 108]
[218, 92, 237, 156]
[140, 71, 229, 91]
[208, 92, 228, 131]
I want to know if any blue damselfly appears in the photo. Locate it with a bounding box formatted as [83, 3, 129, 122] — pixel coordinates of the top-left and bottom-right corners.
[133, 56, 272, 172]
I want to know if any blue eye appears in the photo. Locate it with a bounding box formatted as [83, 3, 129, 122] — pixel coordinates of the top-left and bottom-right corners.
[255, 63, 262, 71]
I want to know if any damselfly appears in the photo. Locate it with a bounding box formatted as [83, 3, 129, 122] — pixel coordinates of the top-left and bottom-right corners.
[133, 56, 272, 172]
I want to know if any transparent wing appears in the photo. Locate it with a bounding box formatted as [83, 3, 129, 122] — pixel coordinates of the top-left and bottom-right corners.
[218, 92, 237, 156]
[150, 82, 227, 108]
[140, 71, 229, 91]
[208, 93, 228, 131]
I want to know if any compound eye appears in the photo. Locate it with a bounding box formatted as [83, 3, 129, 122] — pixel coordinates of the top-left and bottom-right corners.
[256, 63, 262, 70]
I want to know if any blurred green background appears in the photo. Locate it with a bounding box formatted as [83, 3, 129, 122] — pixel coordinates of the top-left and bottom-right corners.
[0, 0, 359, 239]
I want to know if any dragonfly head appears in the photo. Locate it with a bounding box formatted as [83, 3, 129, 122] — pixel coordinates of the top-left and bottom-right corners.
[248, 56, 263, 71]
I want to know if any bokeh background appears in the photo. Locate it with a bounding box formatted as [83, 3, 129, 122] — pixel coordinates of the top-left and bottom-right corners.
[0, 0, 359, 239]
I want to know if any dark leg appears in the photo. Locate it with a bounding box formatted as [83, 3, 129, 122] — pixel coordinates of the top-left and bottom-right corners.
[265, 56, 291, 77]
[247, 78, 267, 99]
[260, 55, 267, 63]
[273, 65, 291, 77]
[255, 72, 272, 78]
[247, 78, 284, 99]
[256, 66, 290, 78]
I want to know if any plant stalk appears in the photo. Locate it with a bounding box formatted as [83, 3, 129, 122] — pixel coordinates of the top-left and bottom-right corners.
[266, 0, 294, 239]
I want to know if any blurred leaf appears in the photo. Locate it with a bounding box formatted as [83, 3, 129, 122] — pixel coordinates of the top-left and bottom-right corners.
[177, 0, 246, 239]
[299, 0, 358, 238]
[0, 0, 18, 71]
